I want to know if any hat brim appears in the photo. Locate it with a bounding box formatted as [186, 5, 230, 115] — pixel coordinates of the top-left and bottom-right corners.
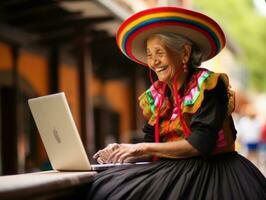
[117, 7, 226, 66]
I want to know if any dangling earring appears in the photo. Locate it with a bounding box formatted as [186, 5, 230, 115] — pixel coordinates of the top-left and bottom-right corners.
[183, 63, 188, 72]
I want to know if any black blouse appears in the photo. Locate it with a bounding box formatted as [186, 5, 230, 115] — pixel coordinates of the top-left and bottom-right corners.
[142, 78, 234, 157]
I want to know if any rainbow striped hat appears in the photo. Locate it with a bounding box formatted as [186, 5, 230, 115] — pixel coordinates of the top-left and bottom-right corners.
[116, 7, 226, 66]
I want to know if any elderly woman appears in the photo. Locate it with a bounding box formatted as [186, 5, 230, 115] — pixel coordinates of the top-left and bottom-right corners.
[88, 7, 265, 200]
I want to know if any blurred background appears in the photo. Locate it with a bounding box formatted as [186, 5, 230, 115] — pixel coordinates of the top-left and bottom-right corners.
[0, 0, 265, 176]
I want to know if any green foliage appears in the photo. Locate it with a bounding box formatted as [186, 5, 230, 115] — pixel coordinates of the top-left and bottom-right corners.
[194, 0, 266, 91]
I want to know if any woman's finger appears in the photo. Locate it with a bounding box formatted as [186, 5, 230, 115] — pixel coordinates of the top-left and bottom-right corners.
[112, 151, 124, 164]
[93, 150, 102, 159]
[93, 143, 118, 159]
[100, 150, 113, 162]
[108, 148, 122, 163]
[109, 147, 130, 163]
[97, 157, 105, 164]
[118, 153, 130, 163]
[108, 150, 118, 163]
[107, 143, 119, 149]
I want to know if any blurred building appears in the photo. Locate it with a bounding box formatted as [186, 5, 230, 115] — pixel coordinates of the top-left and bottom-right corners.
[0, 0, 248, 175]
[0, 0, 149, 175]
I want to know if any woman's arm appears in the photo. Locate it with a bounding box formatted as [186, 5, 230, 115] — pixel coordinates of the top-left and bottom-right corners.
[144, 140, 199, 158]
[107, 140, 199, 163]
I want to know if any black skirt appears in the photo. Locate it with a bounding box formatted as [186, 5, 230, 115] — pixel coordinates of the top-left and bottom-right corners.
[86, 152, 266, 200]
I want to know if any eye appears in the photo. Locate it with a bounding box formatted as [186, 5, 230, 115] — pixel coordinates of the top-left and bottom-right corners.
[147, 53, 152, 58]
[156, 48, 163, 53]
[158, 51, 164, 57]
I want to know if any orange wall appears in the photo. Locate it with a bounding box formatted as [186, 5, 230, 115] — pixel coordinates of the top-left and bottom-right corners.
[59, 65, 80, 132]
[0, 42, 12, 70]
[0, 42, 49, 96]
[18, 50, 49, 96]
[88, 75, 103, 97]
[105, 80, 133, 142]
[88, 77, 133, 142]
[59, 68, 134, 142]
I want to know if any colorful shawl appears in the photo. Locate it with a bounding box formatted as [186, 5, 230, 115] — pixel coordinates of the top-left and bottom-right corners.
[139, 68, 235, 152]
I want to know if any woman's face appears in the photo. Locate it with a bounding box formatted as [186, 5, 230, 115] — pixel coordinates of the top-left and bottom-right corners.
[146, 36, 183, 83]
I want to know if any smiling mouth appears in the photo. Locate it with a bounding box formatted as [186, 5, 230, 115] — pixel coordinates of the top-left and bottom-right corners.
[154, 66, 168, 73]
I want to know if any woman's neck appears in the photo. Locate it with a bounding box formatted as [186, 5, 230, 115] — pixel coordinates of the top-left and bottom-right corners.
[167, 71, 189, 94]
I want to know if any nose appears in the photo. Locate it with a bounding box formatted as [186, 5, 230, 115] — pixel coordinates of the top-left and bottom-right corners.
[151, 57, 160, 68]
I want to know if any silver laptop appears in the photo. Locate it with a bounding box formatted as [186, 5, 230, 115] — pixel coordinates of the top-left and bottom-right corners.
[28, 92, 149, 171]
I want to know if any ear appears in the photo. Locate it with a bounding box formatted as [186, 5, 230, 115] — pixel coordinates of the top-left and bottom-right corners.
[182, 44, 192, 64]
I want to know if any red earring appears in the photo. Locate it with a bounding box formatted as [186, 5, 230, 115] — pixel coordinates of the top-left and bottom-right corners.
[183, 63, 188, 72]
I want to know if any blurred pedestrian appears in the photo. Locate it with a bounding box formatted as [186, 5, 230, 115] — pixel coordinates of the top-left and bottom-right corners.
[258, 121, 266, 175]
[237, 105, 261, 165]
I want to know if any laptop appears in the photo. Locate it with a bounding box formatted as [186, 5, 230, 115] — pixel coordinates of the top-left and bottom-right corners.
[28, 92, 149, 171]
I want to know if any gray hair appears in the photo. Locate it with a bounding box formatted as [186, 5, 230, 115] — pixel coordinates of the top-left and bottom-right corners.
[148, 33, 203, 67]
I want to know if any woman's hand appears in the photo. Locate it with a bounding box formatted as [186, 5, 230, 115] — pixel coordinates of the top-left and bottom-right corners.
[93, 143, 121, 164]
[107, 143, 147, 164]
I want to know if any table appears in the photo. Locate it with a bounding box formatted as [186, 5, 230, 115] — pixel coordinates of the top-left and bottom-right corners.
[0, 170, 97, 200]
